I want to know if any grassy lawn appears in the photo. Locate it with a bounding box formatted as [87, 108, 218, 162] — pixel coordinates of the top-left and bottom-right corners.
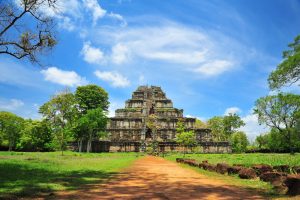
[165, 153, 300, 167]
[164, 153, 300, 199]
[0, 151, 141, 198]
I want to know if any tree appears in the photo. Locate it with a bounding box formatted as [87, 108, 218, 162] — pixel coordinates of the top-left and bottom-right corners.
[195, 119, 207, 128]
[223, 113, 245, 139]
[39, 90, 77, 155]
[254, 93, 300, 153]
[146, 114, 161, 154]
[0, 0, 57, 63]
[75, 84, 109, 113]
[0, 111, 24, 151]
[74, 84, 109, 151]
[255, 133, 269, 149]
[77, 108, 108, 153]
[268, 35, 300, 90]
[207, 116, 225, 141]
[230, 131, 248, 153]
[16, 119, 54, 151]
[175, 119, 196, 156]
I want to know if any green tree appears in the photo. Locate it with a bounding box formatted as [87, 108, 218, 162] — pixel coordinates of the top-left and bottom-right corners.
[74, 84, 109, 151]
[230, 131, 249, 153]
[255, 133, 269, 149]
[254, 93, 300, 153]
[223, 113, 245, 139]
[0, 111, 24, 151]
[207, 116, 225, 141]
[268, 35, 300, 90]
[77, 108, 108, 153]
[175, 120, 196, 157]
[39, 90, 78, 155]
[195, 119, 207, 128]
[16, 119, 54, 151]
[0, 0, 57, 63]
[75, 84, 109, 113]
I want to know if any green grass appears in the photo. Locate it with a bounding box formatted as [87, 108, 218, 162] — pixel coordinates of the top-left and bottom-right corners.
[165, 153, 300, 167]
[164, 153, 300, 198]
[0, 151, 142, 198]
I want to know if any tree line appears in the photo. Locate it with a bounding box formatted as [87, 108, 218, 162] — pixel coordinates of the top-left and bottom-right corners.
[0, 85, 109, 155]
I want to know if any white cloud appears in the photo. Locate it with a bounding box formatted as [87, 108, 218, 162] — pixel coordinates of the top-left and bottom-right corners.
[94, 70, 130, 87]
[224, 106, 241, 115]
[83, 0, 106, 25]
[81, 42, 105, 64]
[41, 67, 88, 87]
[111, 43, 130, 64]
[239, 113, 269, 142]
[0, 98, 24, 111]
[194, 60, 234, 77]
[89, 22, 242, 77]
[107, 12, 127, 27]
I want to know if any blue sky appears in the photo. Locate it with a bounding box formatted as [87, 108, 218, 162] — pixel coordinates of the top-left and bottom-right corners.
[1, 0, 300, 140]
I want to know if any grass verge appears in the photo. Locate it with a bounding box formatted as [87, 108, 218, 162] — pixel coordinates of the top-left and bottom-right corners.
[0, 151, 141, 199]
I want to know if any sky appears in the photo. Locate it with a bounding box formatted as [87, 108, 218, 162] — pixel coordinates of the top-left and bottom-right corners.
[1, 0, 300, 141]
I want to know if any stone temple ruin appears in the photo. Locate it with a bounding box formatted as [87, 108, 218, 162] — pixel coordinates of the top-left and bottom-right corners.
[103, 85, 231, 153]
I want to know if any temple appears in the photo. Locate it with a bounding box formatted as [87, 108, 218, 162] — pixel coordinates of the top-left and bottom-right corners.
[104, 86, 231, 153]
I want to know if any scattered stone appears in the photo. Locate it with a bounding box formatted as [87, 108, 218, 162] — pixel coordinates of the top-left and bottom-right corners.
[198, 163, 204, 168]
[176, 158, 184, 163]
[227, 166, 243, 175]
[216, 163, 229, 174]
[259, 172, 287, 184]
[202, 163, 216, 171]
[273, 165, 290, 173]
[238, 168, 257, 179]
[292, 166, 300, 174]
[252, 164, 273, 175]
[202, 160, 208, 163]
[284, 174, 300, 196]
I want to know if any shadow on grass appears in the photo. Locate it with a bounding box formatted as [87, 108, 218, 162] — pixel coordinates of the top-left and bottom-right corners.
[0, 162, 117, 199]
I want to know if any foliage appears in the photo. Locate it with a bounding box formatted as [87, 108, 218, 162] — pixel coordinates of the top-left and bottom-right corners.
[175, 119, 196, 156]
[254, 93, 300, 153]
[16, 120, 54, 152]
[0, 151, 140, 198]
[207, 116, 224, 141]
[230, 131, 249, 153]
[75, 84, 109, 113]
[77, 108, 108, 153]
[0, 0, 57, 63]
[39, 90, 78, 155]
[268, 35, 300, 89]
[0, 111, 24, 151]
[223, 113, 245, 139]
[195, 119, 207, 128]
[207, 114, 245, 141]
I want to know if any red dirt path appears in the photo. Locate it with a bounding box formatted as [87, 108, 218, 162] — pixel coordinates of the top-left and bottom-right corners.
[52, 156, 265, 200]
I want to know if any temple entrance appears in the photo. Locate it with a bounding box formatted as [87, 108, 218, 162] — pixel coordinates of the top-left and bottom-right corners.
[145, 128, 152, 140]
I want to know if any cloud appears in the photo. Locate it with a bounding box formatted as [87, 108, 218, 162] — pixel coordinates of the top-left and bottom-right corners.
[41, 67, 88, 87]
[94, 70, 130, 87]
[111, 43, 130, 64]
[83, 0, 106, 25]
[0, 98, 24, 111]
[194, 60, 234, 77]
[81, 42, 105, 64]
[239, 113, 269, 142]
[107, 12, 127, 27]
[224, 106, 241, 115]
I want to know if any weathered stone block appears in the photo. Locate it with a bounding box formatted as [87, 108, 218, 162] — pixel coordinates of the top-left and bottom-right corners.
[284, 174, 300, 196]
[216, 163, 229, 174]
[273, 165, 290, 173]
[238, 168, 257, 179]
[227, 166, 243, 175]
[252, 164, 273, 175]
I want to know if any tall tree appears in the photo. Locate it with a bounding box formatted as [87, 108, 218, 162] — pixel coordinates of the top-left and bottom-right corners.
[254, 93, 300, 153]
[268, 35, 300, 89]
[207, 116, 224, 141]
[0, 0, 57, 63]
[223, 113, 245, 139]
[39, 89, 77, 155]
[77, 108, 108, 153]
[230, 131, 249, 153]
[175, 119, 196, 156]
[0, 111, 24, 151]
[75, 84, 109, 113]
[74, 84, 109, 151]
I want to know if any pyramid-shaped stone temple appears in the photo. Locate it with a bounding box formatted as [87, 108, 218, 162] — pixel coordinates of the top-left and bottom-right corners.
[105, 85, 231, 153]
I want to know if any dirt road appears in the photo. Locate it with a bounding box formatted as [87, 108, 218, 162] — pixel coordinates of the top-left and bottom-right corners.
[53, 156, 265, 200]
